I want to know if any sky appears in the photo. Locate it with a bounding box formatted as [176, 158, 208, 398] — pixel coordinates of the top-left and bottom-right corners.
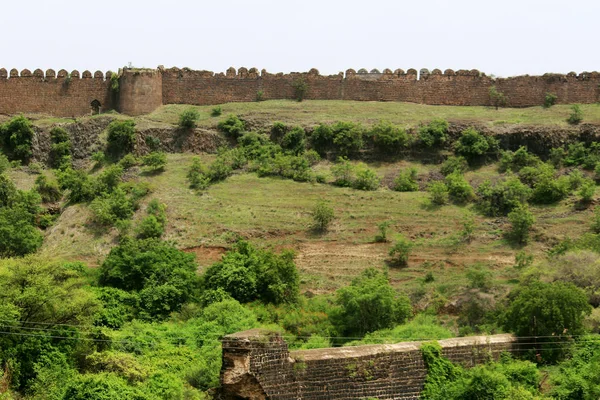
[1, 0, 598, 78]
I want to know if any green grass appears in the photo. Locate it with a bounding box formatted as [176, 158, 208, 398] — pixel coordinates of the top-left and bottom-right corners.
[140, 100, 600, 128]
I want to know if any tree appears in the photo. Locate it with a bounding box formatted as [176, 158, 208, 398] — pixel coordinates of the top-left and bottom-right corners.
[489, 86, 507, 109]
[311, 200, 335, 232]
[370, 121, 409, 154]
[332, 268, 412, 336]
[394, 168, 419, 192]
[418, 119, 449, 148]
[281, 126, 306, 155]
[455, 128, 493, 160]
[99, 238, 199, 318]
[0, 115, 34, 163]
[507, 205, 535, 244]
[389, 235, 413, 266]
[503, 280, 591, 338]
[203, 240, 299, 304]
[141, 151, 167, 172]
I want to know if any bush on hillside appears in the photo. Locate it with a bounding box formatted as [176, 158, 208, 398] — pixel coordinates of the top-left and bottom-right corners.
[370, 120, 409, 154]
[178, 108, 200, 129]
[440, 156, 468, 176]
[281, 126, 306, 155]
[567, 104, 583, 125]
[394, 168, 419, 192]
[498, 146, 541, 173]
[331, 122, 364, 156]
[49, 127, 72, 169]
[507, 205, 535, 244]
[141, 151, 167, 172]
[445, 171, 474, 203]
[418, 118, 449, 148]
[332, 268, 412, 336]
[310, 123, 334, 155]
[388, 235, 413, 267]
[0, 115, 35, 163]
[454, 127, 497, 160]
[476, 176, 531, 216]
[203, 240, 299, 304]
[428, 181, 449, 205]
[34, 174, 62, 203]
[331, 157, 355, 187]
[187, 157, 210, 190]
[106, 120, 136, 158]
[311, 200, 334, 232]
[544, 92, 557, 108]
[217, 114, 245, 139]
[352, 163, 380, 191]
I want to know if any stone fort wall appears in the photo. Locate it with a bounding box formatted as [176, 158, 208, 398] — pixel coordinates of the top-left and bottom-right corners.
[1, 66, 600, 117]
[219, 329, 518, 400]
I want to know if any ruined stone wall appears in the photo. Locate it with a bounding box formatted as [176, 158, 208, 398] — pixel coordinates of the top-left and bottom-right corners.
[220, 329, 518, 400]
[0, 68, 114, 117]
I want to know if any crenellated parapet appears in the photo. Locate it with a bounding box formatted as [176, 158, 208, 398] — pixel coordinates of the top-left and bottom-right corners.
[1, 65, 600, 116]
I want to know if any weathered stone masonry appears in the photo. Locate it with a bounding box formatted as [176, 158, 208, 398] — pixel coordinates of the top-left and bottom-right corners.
[1, 66, 599, 117]
[220, 329, 518, 400]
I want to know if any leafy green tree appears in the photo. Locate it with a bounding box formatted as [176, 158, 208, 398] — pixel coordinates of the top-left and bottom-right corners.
[203, 240, 299, 305]
[99, 238, 199, 318]
[489, 85, 507, 109]
[503, 280, 591, 338]
[34, 174, 62, 203]
[0, 153, 10, 174]
[310, 123, 334, 155]
[0, 115, 34, 162]
[0, 256, 99, 389]
[178, 108, 200, 129]
[445, 171, 474, 203]
[106, 120, 136, 157]
[331, 122, 364, 156]
[567, 104, 583, 125]
[455, 127, 495, 160]
[353, 163, 380, 191]
[331, 157, 355, 187]
[332, 268, 412, 336]
[440, 156, 468, 176]
[551, 337, 600, 400]
[476, 176, 531, 216]
[187, 157, 210, 190]
[49, 127, 72, 169]
[428, 181, 449, 205]
[57, 168, 96, 203]
[507, 205, 535, 244]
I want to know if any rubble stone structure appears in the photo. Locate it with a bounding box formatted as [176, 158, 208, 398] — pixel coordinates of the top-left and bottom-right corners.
[1, 66, 599, 117]
[220, 329, 518, 400]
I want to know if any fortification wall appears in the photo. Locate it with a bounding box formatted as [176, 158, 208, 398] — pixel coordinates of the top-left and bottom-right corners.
[220, 329, 517, 400]
[0, 68, 113, 117]
[2, 66, 600, 117]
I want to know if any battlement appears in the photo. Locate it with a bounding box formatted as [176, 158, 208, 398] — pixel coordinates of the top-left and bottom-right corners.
[219, 329, 518, 400]
[1, 65, 599, 117]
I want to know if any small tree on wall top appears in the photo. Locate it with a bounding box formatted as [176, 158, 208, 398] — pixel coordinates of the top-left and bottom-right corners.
[489, 86, 507, 110]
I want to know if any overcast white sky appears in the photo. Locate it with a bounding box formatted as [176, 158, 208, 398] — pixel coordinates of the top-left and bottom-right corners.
[1, 0, 598, 78]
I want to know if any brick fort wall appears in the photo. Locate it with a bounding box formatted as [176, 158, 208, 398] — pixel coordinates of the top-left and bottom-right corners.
[219, 329, 518, 400]
[1, 66, 600, 117]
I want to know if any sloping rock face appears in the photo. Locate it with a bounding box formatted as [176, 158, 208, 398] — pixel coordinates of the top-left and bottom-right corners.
[220, 329, 517, 400]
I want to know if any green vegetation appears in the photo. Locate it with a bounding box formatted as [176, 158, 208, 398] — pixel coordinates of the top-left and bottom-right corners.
[0, 115, 34, 163]
[489, 85, 507, 109]
[567, 104, 583, 125]
[178, 108, 200, 129]
[544, 92, 558, 108]
[2, 101, 600, 398]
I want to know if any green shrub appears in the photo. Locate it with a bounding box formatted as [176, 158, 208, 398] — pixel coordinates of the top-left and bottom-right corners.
[331, 122, 364, 156]
[281, 126, 307, 155]
[389, 235, 413, 266]
[567, 104, 583, 125]
[178, 108, 200, 129]
[217, 114, 245, 139]
[418, 118, 449, 147]
[550, 337, 600, 399]
[310, 123, 334, 155]
[544, 92, 557, 108]
[507, 205, 535, 244]
[353, 163, 380, 191]
[476, 176, 531, 216]
[331, 157, 355, 187]
[489, 85, 507, 109]
[136, 215, 164, 239]
[34, 175, 62, 203]
[203, 240, 299, 304]
[292, 77, 308, 101]
[455, 127, 497, 160]
[106, 120, 136, 157]
[118, 153, 138, 170]
[311, 200, 334, 232]
[95, 165, 124, 194]
[592, 208, 600, 233]
[0, 153, 9, 174]
[517, 163, 554, 187]
[549, 147, 566, 168]
[91, 151, 106, 167]
[211, 106, 222, 117]
[394, 168, 419, 192]
[579, 179, 596, 203]
[466, 264, 493, 291]
[90, 188, 134, 226]
[370, 121, 409, 154]
[0, 205, 43, 257]
[255, 90, 264, 102]
[498, 146, 541, 173]
[207, 157, 233, 182]
[374, 221, 391, 243]
[144, 135, 161, 151]
[0, 115, 34, 162]
[49, 127, 72, 169]
[428, 181, 449, 205]
[440, 156, 468, 176]
[332, 268, 412, 336]
[57, 168, 96, 203]
[141, 151, 167, 172]
[186, 158, 209, 190]
[100, 238, 199, 318]
[530, 175, 570, 204]
[445, 171, 474, 203]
